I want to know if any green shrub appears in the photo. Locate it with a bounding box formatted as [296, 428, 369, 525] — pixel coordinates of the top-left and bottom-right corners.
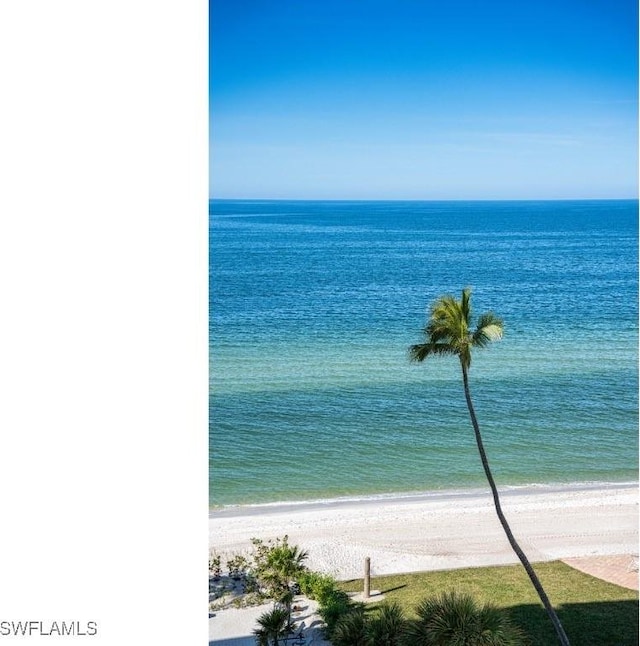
[332, 601, 409, 646]
[319, 589, 353, 636]
[331, 607, 369, 646]
[404, 590, 526, 645]
[208, 551, 222, 578]
[226, 554, 249, 579]
[367, 601, 408, 646]
[296, 571, 321, 596]
[298, 571, 339, 604]
[297, 569, 357, 637]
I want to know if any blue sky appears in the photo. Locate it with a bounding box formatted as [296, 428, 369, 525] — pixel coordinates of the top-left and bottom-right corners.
[209, 0, 637, 199]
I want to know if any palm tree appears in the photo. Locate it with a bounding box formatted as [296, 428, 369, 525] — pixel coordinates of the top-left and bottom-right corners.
[252, 536, 309, 629]
[409, 287, 570, 646]
[404, 591, 525, 645]
[253, 607, 289, 646]
[264, 539, 308, 628]
[256, 536, 308, 595]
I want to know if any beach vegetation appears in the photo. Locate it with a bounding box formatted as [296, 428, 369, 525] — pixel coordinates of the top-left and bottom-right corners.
[208, 551, 222, 579]
[232, 592, 264, 609]
[226, 554, 249, 580]
[330, 606, 369, 645]
[366, 600, 408, 645]
[211, 537, 310, 614]
[409, 288, 570, 645]
[317, 588, 354, 635]
[404, 590, 525, 645]
[253, 606, 289, 646]
[298, 571, 340, 604]
[331, 601, 407, 646]
[251, 535, 308, 594]
[297, 569, 363, 638]
[331, 594, 520, 645]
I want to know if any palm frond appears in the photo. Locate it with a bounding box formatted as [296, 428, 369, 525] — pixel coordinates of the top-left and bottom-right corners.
[424, 322, 453, 344]
[430, 294, 462, 328]
[473, 312, 504, 348]
[331, 608, 368, 646]
[366, 601, 407, 645]
[428, 291, 471, 344]
[409, 342, 458, 363]
[461, 287, 472, 322]
[253, 607, 289, 644]
[409, 591, 525, 646]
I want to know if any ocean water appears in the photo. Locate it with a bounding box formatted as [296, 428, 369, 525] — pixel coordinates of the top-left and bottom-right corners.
[209, 200, 638, 507]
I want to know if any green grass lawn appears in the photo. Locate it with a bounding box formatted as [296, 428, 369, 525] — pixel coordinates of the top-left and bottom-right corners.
[338, 561, 638, 645]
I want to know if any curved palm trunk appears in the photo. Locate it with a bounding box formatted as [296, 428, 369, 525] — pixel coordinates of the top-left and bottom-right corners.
[461, 363, 570, 646]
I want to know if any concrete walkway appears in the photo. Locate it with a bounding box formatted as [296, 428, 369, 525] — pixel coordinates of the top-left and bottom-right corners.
[209, 597, 330, 646]
[562, 554, 638, 590]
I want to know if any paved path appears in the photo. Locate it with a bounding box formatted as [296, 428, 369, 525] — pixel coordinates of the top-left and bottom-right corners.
[209, 597, 329, 646]
[562, 554, 638, 590]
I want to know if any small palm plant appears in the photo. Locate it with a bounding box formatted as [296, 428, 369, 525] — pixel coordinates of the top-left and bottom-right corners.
[253, 607, 289, 646]
[403, 591, 525, 645]
[409, 288, 569, 645]
[331, 608, 369, 646]
[367, 601, 408, 645]
[318, 589, 353, 636]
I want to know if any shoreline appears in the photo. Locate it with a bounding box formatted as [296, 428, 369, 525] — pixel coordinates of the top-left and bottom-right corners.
[210, 479, 637, 517]
[210, 481, 638, 580]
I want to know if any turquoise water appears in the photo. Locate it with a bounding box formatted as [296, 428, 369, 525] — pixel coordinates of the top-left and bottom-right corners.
[209, 200, 638, 507]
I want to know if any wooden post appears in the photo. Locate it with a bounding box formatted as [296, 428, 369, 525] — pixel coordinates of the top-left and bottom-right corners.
[364, 557, 371, 598]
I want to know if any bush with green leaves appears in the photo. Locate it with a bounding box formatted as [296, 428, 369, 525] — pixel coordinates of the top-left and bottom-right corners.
[318, 588, 354, 635]
[208, 551, 222, 578]
[226, 554, 249, 579]
[330, 607, 369, 646]
[331, 592, 526, 646]
[367, 601, 408, 646]
[332, 601, 408, 646]
[404, 590, 526, 645]
[297, 571, 339, 604]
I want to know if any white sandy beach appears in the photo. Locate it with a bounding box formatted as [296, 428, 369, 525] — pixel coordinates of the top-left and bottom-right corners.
[210, 483, 638, 580]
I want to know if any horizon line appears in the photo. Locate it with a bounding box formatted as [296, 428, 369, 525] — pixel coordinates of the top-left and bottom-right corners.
[209, 196, 639, 203]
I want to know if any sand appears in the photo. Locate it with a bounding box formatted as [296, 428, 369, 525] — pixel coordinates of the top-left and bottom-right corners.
[210, 483, 638, 580]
